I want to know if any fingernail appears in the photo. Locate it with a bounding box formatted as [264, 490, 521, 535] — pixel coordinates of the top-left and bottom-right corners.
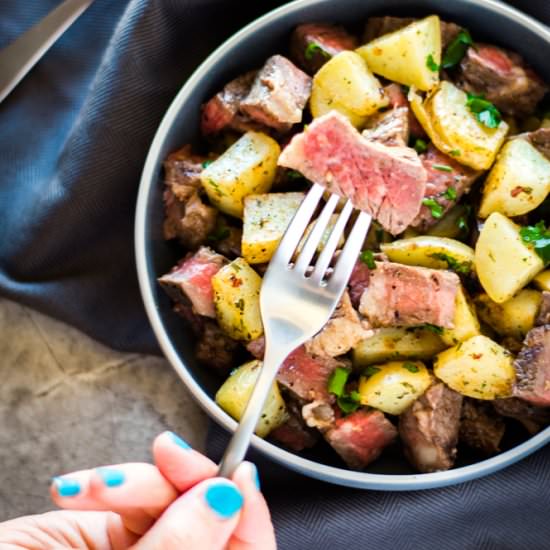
[96, 468, 125, 488]
[53, 476, 80, 497]
[205, 483, 243, 519]
[168, 431, 191, 450]
[249, 463, 260, 490]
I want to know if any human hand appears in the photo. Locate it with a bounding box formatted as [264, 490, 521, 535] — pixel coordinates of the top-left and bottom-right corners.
[0, 431, 276, 549]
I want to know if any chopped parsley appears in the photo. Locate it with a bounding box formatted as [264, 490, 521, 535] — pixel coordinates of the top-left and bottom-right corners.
[363, 365, 382, 377]
[208, 178, 225, 196]
[337, 391, 361, 414]
[305, 42, 331, 61]
[426, 54, 440, 72]
[457, 216, 469, 231]
[520, 221, 550, 265]
[466, 93, 502, 128]
[207, 224, 230, 242]
[201, 160, 213, 169]
[359, 250, 376, 269]
[429, 252, 471, 274]
[433, 164, 453, 173]
[413, 138, 428, 154]
[442, 29, 474, 69]
[422, 323, 444, 335]
[449, 149, 461, 157]
[443, 186, 457, 200]
[403, 362, 420, 373]
[422, 197, 444, 218]
[327, 366, 350, 397]
[286, 169, 304, 180]
[235, 298, 245, 311]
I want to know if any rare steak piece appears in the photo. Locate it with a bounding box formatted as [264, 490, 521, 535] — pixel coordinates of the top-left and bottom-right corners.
[270, 397, 319, 452]
[200, 71, 261, 135]
[527, 127, 550, 162]
[513, 326, 550, 406]
[158, 247, 227, 318]
[399, 382, 463, 473]
[362, 107, 409, 147]
[536, 292, 550, 326]
[457, 44, 548, 117]
[459, 399, 505, 455]
[411, 145, 481, 231]
[348, 260, 371, 309]
[290, 22, 358, 74]
[162, 146, 218, 249]
[384, 83, 426, 139]
[325, 409, 397, 469]
[240, 55, 312, 132]
[278, 111, 427, 234]
[359, 261, 459, 328]
[305, 292, 369, 357]
[493, 397, 550, 435]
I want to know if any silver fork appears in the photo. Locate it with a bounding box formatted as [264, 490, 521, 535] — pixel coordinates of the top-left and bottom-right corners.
[218, 182, 371, 477]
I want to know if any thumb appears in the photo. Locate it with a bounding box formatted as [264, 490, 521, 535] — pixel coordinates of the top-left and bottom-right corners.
[132, 478, 243, 550]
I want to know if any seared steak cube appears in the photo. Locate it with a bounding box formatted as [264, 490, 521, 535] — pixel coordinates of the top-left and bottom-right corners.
[359, 261, 459, 328]
[290, 22, 358, 74]
[460, 399, 505, 455]
[348, 259, 371, 309]
[278, 111, 427, 235]
[493, 397, 550, 435]
[513, 325, 550, 406]
[325, 409, 397, 469]
[270, 398, 319, 452]
[240, 55, 312, 132]
[536, 292, 550, 326]
[399, 382, 463, 473]
[362, 107, 410, 147]
[195, 320, 240, 374]
[527, 127, 550, 162]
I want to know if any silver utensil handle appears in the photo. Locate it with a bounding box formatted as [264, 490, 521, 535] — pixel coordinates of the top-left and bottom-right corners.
[218, 348, 287, 478]
[0, 0, 94, 104]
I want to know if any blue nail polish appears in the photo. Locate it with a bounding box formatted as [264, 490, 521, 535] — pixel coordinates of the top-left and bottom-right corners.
[250, 463, 261, 490]
[205, 483, 243, 519]
[169, 431, 191, 450]
[96, 468, 125, 487]
[53, 477, 80, 497]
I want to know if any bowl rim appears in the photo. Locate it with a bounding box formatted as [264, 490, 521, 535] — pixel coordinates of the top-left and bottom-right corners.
[136, 0, 550, 490]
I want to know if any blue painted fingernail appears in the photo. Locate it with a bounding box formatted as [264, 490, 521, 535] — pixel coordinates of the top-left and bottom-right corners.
[96, 468, 125, 487]
[53, 477, 80, 497]
[169, 431, 191, 450]
[250, 463, 260, 490]
[205, 483, 243, 519]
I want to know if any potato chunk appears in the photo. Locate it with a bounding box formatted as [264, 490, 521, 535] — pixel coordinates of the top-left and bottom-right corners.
[475, 290, 543, 339]
[215, 360, 287, 437]
[433, 335, 514, 399]
[357, 15, 441, 91]
[352, 327, 446, 367]
[479, 138, 550, 218]
[534, 269, 550, 292]
[310, 51, 388, 127]
[474, 212, 544, 303]
[242, 192, 304, 264]
[441, 287, 481, 346]
[381, 236, 475, 275]
[358, 361, 432, 415]
[212, 258, 263, 341]
[201, 131, 280, 218]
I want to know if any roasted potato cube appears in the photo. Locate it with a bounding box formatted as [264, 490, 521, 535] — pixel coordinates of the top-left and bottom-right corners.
[534, 269, 550, 292]
[357, 15, 441, 91]
[297, 214, 345, 254]
[433, 335, 514, 399]
[352, 327, 446, 367]
[474, 212, 544, 303]
[358, 361, 432, 415]
[215, 360, 288, 437]
[310, 51, 388, 127]
[475, 290, 543, 339]
[381, 236, 475, 275]
[426, 204, 470, 240]
[242, 192, 304, 264]
[201, 131, 280, 218]
[441, 287, 481, 346]
[479, 138, 550, 218]
[212, 258, 263, 341]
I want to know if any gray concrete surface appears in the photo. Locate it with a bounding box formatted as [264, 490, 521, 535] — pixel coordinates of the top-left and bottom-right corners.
[0, 297, 207, 521]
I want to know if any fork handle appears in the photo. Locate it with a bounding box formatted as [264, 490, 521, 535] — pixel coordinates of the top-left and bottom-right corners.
[218, 347, 288, 478]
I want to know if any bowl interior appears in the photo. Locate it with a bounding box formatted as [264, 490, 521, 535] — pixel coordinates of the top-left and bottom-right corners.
[136, 0, 550, 489]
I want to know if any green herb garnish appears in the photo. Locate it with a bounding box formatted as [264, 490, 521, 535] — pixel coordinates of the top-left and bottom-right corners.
[201, 160, 213, 169]
[207, 225, 230, 242]
[305, 42, 331, 61]
[422, 323, 444, 335]
[327, 366, 351, 397]
[433, 164, 453, 172]
[449, 149, 461, 157]
[337, 391, 361, 414]
[359, 250, 376, 269]
[422, 197, 444, 218]
[429, 252, 471, 274]
[520, 221, 550, 265]
[426, 54, 440, 72]
[413, 138, 428, 154]
[363, 365, 382, 377]
[286, 169, 304, 180]
[466, 93, 502, 128]
[443, 186, 457, 200]
[403, 362, 420, 373]
[442, 29, 474, 69]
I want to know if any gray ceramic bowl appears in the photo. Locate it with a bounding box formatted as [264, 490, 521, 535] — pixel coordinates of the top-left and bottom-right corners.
[136, 0, 550, 490]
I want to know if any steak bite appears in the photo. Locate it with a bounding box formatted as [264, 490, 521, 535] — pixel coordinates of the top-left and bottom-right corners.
[290, 22, 358, 74]
[513, 325, 550, 406]
[411, 144, 481, 231]
[457, 44, 548, 117]
[384, 83, 426, 139]
[526, 127, 550, 162]
[459, 399, 505, 455]
[362, 107, 410, 147]
[536, 292, 550, 326]
[239, 55, 312, 132]
[359, 261, 459, 328]
[158, 247, 227, 318]
[324, 409, 397, 469]
[399, 382, 463, 473]
[305, 291, 370, 357]
[270, 397, 320, 451]
[348, 259, 371, 309]
[493, 397, 550, 435]
[162, 146, 218, 249]
[278, 111, 428, 234]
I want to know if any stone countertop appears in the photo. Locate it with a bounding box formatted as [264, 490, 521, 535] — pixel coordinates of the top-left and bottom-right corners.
[0, 298, 207, 520]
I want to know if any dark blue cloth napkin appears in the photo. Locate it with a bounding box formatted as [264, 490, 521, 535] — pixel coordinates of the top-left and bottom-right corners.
[1, 1, 550, 549]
